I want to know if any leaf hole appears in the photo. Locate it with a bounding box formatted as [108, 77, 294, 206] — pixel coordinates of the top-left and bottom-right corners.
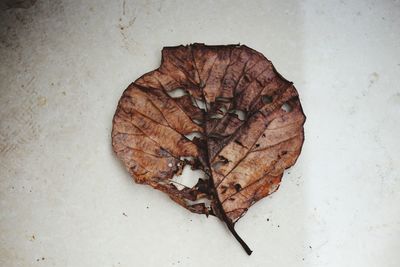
[184, 132, 203, 141]
[192, 98, 207, 110]
[262, 95, 273, 104]
[229, 109, 246, 120]
[255, 143, 260, 148]
[219, 106, 227, 114]
[185, 198, 212, 209]
[167, 88, 188, 98]
[170, 165, 206, 190]
[217, 155, 229, 163]
[210, 113, 224, 119]
[192, 119, 203, 125]
[281, 103, 292, 112]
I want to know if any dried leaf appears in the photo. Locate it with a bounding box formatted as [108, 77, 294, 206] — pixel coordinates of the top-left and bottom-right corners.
[112, 44, 306, 255]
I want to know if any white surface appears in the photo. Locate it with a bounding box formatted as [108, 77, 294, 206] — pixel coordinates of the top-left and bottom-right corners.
[1, 0, 399, 266]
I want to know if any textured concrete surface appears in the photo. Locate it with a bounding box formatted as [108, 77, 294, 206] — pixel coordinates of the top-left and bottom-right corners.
[1, 0, 399, 266]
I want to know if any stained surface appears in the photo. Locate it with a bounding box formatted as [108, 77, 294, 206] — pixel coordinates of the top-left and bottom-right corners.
[112, 44, 305, 243]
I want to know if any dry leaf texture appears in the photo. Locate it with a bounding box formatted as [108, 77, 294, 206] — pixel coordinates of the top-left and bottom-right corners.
[112, 44, 305, 254]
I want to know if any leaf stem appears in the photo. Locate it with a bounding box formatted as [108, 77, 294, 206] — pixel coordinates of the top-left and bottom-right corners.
[197, 84, 252, 256]
[225, 220, 253, 255]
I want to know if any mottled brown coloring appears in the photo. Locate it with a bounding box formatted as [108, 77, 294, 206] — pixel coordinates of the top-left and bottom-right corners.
[112, 44, 305, 255]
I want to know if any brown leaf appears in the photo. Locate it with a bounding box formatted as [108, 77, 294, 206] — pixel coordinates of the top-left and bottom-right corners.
[112, 44, 306, 255]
